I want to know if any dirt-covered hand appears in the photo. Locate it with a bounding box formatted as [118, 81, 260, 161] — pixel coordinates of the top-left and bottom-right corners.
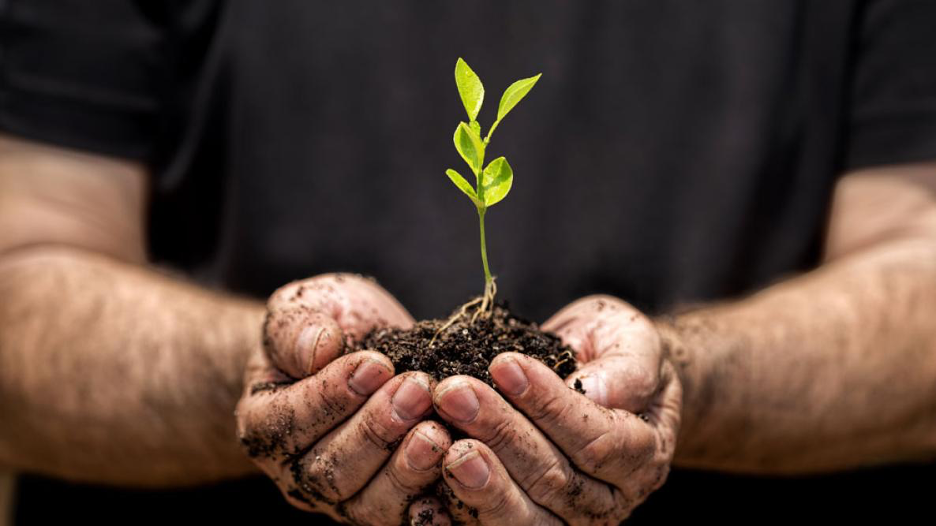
[235, 274, 452, 525]
[431, 295, 681, 525]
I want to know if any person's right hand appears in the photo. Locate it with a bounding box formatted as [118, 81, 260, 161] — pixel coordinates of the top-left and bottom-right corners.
[235, 274, 452, 525]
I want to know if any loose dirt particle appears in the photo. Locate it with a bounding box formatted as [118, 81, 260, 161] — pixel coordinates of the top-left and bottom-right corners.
[358, 301, 576, 384]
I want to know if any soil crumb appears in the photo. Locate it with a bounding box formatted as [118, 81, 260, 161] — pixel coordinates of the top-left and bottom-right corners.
[414, 507, 435, 526]
[358, 300, 576, 384]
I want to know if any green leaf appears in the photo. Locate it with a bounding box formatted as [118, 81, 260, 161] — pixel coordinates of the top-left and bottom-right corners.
[497, 73, 541, 122]
[446, 169, 481, 207]
[469, 119, 481, 137]
[480, 156, 513, 207]
[453, 121, 485, 175]
[455, 58, 485, 121]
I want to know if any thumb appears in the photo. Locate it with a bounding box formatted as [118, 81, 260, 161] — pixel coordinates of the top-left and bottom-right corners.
[544, 295, 662, 413]
[264, 274, 414, 379]
[264, 307, 345, 379]
[565, 354, 661, 414]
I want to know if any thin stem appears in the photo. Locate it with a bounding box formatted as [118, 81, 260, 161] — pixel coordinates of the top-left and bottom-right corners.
[483, 118, 501, 145]
[478, 207, 492, 286]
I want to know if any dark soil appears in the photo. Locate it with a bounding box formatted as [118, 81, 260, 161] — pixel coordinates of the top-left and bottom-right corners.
[358, 300, 577, 384]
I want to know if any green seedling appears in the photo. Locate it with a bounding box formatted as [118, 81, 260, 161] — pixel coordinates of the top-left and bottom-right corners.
[446, 57, 541, 319]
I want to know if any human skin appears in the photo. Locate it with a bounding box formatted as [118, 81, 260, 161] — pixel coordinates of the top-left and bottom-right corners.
[0, 135, 267, 485]
[430, 162, 936, 524]
[0, 135, 450, 524]
[235, 275, 453, 524]
[3, 131, 936, 523]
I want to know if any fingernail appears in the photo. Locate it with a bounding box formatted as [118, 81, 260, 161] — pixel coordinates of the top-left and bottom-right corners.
[405, 431, 441, 471]
[490, 358, 528, 395]
[392, 377, 432, 421]
[447, 451, 490, 489]
[578, 375, 609, 406]
[349, 359, 391, 395]
[436, 382, 480, 424]
[295, 326, 322, 374]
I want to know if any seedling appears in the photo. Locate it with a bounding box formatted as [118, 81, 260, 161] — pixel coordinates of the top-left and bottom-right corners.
[446, 57, 541, 319]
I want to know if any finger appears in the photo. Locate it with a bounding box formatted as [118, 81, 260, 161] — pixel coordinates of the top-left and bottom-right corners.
[434, 376, 622, 522]
[408, 496, 452, 526]
[543, 295, 662, 412]
[341, 421, 452, 525]
[489, 353, 657, 485]
[236, 350, 394, 463]
[442, 440, 562, 526]
[264, 307, 345, 379]
[269, 273, 414, 336]
[265, 274, 414, 378]
[290, 371, 434, 504]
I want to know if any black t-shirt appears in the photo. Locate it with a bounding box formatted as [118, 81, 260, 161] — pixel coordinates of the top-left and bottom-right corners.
[3, 0, 936, 524]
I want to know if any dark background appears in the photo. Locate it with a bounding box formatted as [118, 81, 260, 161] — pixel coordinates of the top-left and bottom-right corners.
[3, 0, 936, 523]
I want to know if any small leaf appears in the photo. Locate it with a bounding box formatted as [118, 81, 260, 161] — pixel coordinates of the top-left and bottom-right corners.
[480, 156, 513, 207]
[497, 73, 541, 122]
[455, 58, 485, 121]
[453, 121, 485, 175]
[446, 169, 481, 207]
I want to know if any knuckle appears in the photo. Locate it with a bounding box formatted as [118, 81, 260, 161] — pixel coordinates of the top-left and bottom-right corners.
[286, 461, 335, 506]
[315, 383, 351, 421]
[385, 460, 425, 496]
[358, 408, 399, 451]
[528, 391, 572, 426]
[479, 418, 519, 452]
[574, 431, 618, 474]
[236, 403, 295, 461]
[609, 487, 636, 522]
[476, 481, 514, 518]
[297, 453, 344, 503]
[524, 459, 570, 504]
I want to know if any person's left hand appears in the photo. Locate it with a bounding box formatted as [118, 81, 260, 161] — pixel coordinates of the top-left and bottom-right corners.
[431, 295, 682, 524]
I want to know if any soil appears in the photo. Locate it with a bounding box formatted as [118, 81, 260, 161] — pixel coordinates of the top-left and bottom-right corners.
[358, 300, 577, 384]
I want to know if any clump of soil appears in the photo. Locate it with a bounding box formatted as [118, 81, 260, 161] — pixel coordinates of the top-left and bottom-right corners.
[358, 300, 576, 384]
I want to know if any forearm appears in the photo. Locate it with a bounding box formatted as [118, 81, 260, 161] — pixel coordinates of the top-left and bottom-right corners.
[0, 246, 263, 486]
[664, 234, 936, 473]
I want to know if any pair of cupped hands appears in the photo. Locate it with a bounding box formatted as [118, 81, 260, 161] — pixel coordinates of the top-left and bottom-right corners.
[235, 274, 682, 525]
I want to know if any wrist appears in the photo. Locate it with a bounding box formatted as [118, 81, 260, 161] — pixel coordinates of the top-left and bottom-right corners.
[654, 311, 722, 462]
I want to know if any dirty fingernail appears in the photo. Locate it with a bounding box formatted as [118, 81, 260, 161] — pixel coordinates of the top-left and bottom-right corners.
[294, 326, 323, 375]
[392, 377, 432, 421]
[578, 375, 609, 406]
[349, 359, 391, 395]
[490, 358, 528, 395]
[406, 431, 442, 471]
[437, 382, 480, 424]
[447, 451, 490, 489]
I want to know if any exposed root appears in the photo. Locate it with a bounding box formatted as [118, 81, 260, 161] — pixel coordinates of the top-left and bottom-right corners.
[472, 279, 497, 323]
[430, 297, 481, 347]
[430, 279, 498, 346]
[551, 349, 574, 371]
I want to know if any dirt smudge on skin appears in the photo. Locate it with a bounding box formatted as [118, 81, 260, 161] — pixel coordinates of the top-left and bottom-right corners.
[289, 454, 338, 506]
[239, 402, 297, 460]
[249, 380, 291, 395]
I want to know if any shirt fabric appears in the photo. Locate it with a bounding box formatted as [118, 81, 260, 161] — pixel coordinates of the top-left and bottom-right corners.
[3, 0, 936, 524]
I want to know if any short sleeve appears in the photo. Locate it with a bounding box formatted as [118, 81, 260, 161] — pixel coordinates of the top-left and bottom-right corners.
[0, 0, 170, 161]
[844, 0, 936, 170]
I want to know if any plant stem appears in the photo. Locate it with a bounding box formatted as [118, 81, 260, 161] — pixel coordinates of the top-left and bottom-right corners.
[483, 119, 501, 145]
[478, 207, 492, 287]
